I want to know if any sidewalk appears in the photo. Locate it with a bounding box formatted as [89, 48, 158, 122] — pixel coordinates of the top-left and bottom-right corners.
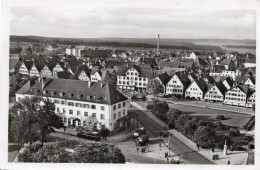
[130, 101, 169, 129]
[117, 138, 183, 164]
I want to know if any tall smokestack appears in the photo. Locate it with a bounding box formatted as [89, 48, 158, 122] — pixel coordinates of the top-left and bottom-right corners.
[157, 34, 160, 56]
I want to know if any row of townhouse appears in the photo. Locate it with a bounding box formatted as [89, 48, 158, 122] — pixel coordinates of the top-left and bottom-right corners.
[156, 71, 255, 108]
[19, 59, 112, 84]
[15, 78, 129, 131]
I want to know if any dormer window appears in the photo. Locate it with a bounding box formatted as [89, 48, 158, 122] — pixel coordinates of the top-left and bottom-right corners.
[51, 91, 56, 96]
[43, 90, 48, 95]
[86, 96, 90, 100]
[77, 94, 83, 99]
[69, 93, 74, 98]
[60, 92, 64, 97]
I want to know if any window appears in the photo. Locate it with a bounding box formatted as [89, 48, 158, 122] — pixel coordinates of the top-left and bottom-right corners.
[113, 105, 116, 110]
[101, 106, 105, 111]
[61, 101, 65, 105]
[100, 114, 105, 119]
[63, 108, 66, 114]
[118, 104, 121, 109]
[118, 112, 121, 118]
[77, 111, 80, 116]
[83, 104, 89, 108]
[54, 100, 59, 104]
[91, 105, 96, 109]
[75, 103, 82, 107]
[84, 112, 88, 117]
[57, 107, 60, 112]
[123, 102, 125, 107]
[123, 110, 126, 116]
[68, 102, 74, 106]
[92, 113, 96, 118]
[69, 110, 73, 115]
[113, 113, 116, 120]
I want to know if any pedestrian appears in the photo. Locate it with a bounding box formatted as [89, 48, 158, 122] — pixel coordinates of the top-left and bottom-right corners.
[163, 126, 166, 130]
[159, 143, 161, 147]
[197, 144, 200, 150]
[228, 160, 230, 165]
[212, 147, 214, 153]
[164, 152, 167, 158]
[137, 147, 139, 152]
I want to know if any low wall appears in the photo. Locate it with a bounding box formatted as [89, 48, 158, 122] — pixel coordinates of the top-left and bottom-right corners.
[168, 129, 198, 151]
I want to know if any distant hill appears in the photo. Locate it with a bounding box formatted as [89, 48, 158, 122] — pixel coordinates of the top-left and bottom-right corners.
[10, 35, 255, 51]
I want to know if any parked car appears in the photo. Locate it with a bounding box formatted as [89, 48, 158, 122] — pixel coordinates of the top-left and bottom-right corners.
[135, 135, 149, 146]
[77, 130, 101, 141]
[132, 127, 146, 140]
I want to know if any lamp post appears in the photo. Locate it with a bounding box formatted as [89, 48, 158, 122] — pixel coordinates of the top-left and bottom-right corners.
[168, 133, 171, 156]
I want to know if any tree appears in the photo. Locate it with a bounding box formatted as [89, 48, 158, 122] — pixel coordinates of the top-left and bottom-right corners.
[175, 114, 190, 131]
[37, 99, 63, 146]
[150, 79, 164, 98]
[183, 118, 199, 140]
[167, 109, 182, 128]
[194, 126, 216, 148]
[18, 142, 72, 162]
[9, 97, 63, 146]
[72, 143, 125, 163]
[99, 125, 110, 139]
[150, 101, 169, 121]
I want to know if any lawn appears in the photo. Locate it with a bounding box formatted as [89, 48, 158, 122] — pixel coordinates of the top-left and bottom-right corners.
[169, 104, 251, 128]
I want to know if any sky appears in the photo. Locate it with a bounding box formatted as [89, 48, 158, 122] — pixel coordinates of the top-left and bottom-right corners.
[9, 0, 256, 40]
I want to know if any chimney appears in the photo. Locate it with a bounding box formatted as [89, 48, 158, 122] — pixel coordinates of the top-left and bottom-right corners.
[41, 77, 47, 90]
[157, 34, 160, 56]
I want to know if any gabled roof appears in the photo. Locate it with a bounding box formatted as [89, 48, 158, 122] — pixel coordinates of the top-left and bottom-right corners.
[237, 84, 249, 94]
[157, 72, 170, 86]
[157, 60, 180, 68]
[57, 71, 72, 79]
[214, 81, 227, 95]
[19, 79, 128, 105]
[193, 78, 208, 92]
[140, 57, 157, 67]
[175, 72, 191, 86]
[81, 49, 111, 58]
[9, 58, 19, 68]
[247, 76, 255, 85]
[22, 60, 34, 70]
[32, 61, 44, 72]
[223, 77, 233, 87]
[205, 76, 215, 84]
[189, 73, 198, 80]
[212, 76, 226, 82]
[234, 76, 248, 84]
[197, 57, 208, 66]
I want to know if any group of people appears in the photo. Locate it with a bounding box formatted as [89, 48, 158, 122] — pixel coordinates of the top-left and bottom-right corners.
[212, 154, 219, 160]
[137, 147, 146, 153]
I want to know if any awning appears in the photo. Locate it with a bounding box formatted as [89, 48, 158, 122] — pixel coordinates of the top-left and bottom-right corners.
[123, 86, 126, 89]
[119, 86, 122, 89]
[131, 87, 135, 90]
[127, 87, 130, 89]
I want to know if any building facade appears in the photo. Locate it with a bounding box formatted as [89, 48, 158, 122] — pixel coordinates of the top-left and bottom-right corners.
[15, 79, 129, 131]
[223, 85, 248, 107]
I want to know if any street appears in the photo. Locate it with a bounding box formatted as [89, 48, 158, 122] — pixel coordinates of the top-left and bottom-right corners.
[129, 109, 213, 164]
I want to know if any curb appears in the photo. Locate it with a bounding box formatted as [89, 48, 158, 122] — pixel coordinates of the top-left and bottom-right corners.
[56, 129, 132, 143]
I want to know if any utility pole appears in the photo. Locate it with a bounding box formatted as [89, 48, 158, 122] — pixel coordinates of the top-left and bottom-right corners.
[168, 133, 171, 156]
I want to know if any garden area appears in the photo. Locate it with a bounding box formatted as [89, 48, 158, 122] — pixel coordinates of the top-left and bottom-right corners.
[146, 99, 254, 151]
[18, 141, 125, 163]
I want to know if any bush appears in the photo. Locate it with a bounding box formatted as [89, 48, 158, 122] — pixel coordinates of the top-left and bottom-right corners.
[233, 145, 247, 151]
[198, 120, 207, 127]
[238, 140, 249, 146]
[194, 126, 216, 148]
[141, 95, 147, 101]
[249, 144, 255, 149]
[242, 136, 254, 142]
[216, 115, 225, 120]
[229, 128, 240, 136]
